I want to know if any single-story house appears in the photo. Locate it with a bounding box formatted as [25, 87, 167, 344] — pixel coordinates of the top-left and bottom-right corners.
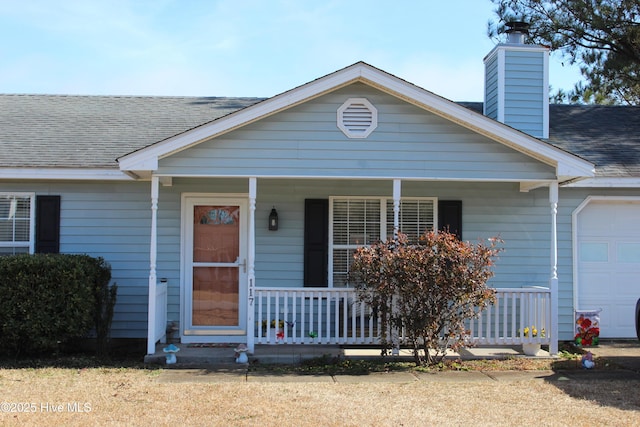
[2, 28, 639, 355]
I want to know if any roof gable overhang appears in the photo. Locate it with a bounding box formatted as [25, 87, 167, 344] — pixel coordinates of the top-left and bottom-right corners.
[117, 62, 595, 184]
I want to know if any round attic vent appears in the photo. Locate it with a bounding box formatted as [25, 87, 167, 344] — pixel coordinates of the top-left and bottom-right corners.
[337, 98, 377, 138]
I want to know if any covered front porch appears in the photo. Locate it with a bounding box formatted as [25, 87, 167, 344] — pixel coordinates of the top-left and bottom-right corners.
[145, 176, 559, 356]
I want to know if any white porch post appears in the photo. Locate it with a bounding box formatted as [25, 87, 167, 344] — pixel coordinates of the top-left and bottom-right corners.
[391, 179, 401, 355]
[393, 179, 401, 238]
[146, 176, 159, 355]
[247, 178, 257, 352]
[549, 181, 559, 355]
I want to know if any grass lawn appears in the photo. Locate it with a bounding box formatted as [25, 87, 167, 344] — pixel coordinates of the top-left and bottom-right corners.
[0, 349, 639, 426]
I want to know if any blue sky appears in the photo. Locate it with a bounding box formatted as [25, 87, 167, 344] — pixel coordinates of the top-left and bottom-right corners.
[0, 0, 583, 101]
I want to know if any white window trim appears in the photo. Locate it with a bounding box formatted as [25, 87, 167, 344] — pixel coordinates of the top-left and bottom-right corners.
[328, 196, 437, 288]
[0, 193, 36, 254]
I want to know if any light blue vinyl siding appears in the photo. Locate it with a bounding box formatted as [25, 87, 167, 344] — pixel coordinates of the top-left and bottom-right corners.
[504, 50, 546, 138]
[1, 181, 152, 339]
[158, 84, 555, 181]
[484, 54, 499, 120]
[484, 46, 546, 138]
[61, 184, 152, 338]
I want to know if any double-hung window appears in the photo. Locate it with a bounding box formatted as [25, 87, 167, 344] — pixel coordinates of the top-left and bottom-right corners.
[0, 194, 35, 255]
[330, 197, 436, 287]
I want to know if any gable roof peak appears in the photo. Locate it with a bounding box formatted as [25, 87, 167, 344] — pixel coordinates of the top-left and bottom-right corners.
[117, 61, 593, 182]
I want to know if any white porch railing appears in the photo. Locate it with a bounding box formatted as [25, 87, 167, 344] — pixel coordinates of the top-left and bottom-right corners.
[468, 287, 551, 345]
[153, 280, 168, 345]
[253, 287, 551, 346]
[255, 288, 380, 344]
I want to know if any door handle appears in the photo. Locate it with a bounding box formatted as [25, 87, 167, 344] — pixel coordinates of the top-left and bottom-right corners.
[238, 258, 247, 273]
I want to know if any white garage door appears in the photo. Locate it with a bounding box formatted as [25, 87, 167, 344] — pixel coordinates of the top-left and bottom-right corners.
[577, 200, 640, 338]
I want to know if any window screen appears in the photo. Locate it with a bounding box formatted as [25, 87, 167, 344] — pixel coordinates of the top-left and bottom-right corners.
[332, 199, 380, 287]
[331, 197, 436, 287]
[386, 199, 435, 243]
[0, 195, 33, 255]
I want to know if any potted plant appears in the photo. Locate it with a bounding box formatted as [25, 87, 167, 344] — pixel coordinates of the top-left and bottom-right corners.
[261, 319, 285, 342]
[519, 326, 545, 356]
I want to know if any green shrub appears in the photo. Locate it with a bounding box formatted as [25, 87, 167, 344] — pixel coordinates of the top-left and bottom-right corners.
[0, 254, 116, 356]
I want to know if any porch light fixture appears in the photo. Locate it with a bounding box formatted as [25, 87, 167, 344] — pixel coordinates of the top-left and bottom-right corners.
[268, 207, 278, 231]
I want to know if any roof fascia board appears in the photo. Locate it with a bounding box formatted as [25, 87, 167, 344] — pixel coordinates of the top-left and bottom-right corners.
[562, 177, 640, 188]
[152, 172, 557, 183]
[0, 168, 134, 181]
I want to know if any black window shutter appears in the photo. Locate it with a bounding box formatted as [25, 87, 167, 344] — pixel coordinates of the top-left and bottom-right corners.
[35, 195, 61, 253]
[438, 200, 462, 240]
[304, 199, 328, 287]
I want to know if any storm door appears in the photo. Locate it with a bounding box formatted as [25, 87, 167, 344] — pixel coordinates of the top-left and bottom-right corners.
[183, 196, 247, 339]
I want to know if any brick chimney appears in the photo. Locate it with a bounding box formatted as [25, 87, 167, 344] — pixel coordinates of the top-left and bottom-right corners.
[484, 21, 549, 139]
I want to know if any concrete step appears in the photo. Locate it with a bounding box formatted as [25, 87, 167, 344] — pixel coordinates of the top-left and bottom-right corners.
[144, 344, 349, 366]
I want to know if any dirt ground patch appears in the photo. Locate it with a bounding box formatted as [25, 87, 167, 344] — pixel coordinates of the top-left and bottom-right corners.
[0, 366, 639, 426]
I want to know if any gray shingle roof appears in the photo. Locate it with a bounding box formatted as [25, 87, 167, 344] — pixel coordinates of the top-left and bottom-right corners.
[549, 104, 640, 177]
[1, 95, 638, 177]
[459, 102, 640, 177]
[0, 94, 262, 169]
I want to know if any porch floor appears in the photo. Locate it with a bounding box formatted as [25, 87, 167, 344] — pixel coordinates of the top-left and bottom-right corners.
[144, 343, 548, 366]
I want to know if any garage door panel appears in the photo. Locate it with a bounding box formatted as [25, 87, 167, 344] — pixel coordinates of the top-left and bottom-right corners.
[579, 242, 609, 262]
[578, 273, 612, 301]
[578, 204, 613, 233]
[580, 204, 640, 235]
[577, 200, 640, 338]
[614, 273, 639, 298]
[613, 303, 636, 338]
[617, 243, 640, 263]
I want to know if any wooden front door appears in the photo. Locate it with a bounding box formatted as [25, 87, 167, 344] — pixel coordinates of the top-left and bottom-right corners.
[183, 196, 247, 340]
